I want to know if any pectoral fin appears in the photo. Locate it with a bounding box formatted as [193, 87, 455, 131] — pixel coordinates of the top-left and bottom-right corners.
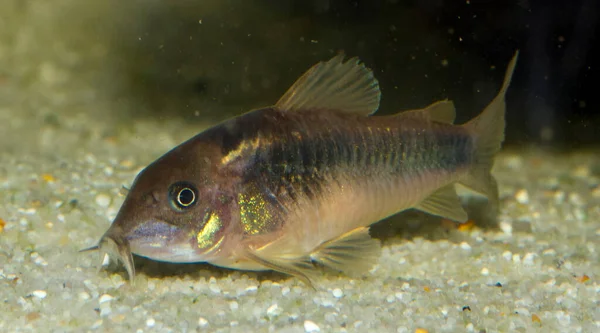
[310, 226, 381, 275]
[243, 227, 381, 287]
[414, 185, 468, 222]
[243, 248, 318, 289]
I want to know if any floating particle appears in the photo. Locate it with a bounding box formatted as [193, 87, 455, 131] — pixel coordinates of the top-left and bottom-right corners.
[304, 320, 320, 332]
[575, 274, 590, 283]
[423, 286, 430, 292]
[531, 314, 541, 323]
[31, 290, 47, 299]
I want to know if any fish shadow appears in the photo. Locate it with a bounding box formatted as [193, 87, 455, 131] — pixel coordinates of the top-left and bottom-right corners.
[370, 196, 500, 245]
[130, 257, 292, 284]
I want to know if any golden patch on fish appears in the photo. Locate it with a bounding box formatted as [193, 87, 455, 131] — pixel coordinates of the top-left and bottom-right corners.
[83, 51, 519, 287]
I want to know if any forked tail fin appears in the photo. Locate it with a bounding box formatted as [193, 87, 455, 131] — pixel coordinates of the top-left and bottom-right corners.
[460, 51, 519, 205]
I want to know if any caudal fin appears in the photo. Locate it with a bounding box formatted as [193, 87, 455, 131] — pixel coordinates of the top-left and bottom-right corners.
[460, 51, 519, 205]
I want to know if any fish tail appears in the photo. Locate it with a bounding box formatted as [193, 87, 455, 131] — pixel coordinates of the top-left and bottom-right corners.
[460, 51, 519, 205]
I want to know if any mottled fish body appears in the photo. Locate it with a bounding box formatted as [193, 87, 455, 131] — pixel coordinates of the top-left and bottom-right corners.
[85, 52, 519, 286]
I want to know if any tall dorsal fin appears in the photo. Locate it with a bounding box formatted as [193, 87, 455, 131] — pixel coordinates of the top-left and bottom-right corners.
[395, 100, 456, 124]
[275, 53, 381, 116]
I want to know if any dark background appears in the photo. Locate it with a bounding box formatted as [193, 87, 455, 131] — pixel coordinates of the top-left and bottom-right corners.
[104, 0, 598, 149]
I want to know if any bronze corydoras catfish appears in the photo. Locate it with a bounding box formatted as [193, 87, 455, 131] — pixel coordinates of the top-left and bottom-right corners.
[85, 52, 519, 286]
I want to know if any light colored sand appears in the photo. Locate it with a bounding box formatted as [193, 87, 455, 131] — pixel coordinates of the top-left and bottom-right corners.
[1, 1, 599, 332]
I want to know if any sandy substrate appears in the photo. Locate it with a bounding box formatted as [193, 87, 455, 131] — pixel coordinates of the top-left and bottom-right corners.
[1, 1, 599, 332]
[1, 99, 599, 333]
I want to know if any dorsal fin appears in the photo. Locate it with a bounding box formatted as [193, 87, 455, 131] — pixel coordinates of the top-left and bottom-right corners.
[275, 53, 381, 115]
[395, 100, 456, 124]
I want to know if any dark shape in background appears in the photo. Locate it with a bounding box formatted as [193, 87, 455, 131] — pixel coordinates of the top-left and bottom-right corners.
[104, 0, 598, 148]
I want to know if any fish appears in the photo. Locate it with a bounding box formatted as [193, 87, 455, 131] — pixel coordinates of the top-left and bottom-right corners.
[83, 51, 519, 286]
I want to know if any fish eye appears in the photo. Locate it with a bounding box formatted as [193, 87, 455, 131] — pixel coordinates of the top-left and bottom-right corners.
[169, 182, 198, 210]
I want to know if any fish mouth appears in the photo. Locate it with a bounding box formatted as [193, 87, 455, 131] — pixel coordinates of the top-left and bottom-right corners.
[80, 232, 136, 280]
[80, 219, 177, 281]
[125, 220, 197, 262]
[81, 219, 201, 279]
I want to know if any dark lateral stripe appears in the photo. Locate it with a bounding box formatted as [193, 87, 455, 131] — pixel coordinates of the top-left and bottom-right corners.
[218, 109, 473, 203]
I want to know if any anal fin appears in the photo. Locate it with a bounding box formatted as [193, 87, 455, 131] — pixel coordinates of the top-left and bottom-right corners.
[310, 227, 381, 275]
[414, 184, 468, 222]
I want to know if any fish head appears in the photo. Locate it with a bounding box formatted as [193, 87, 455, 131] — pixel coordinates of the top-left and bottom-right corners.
[89, 141, 231, 279]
